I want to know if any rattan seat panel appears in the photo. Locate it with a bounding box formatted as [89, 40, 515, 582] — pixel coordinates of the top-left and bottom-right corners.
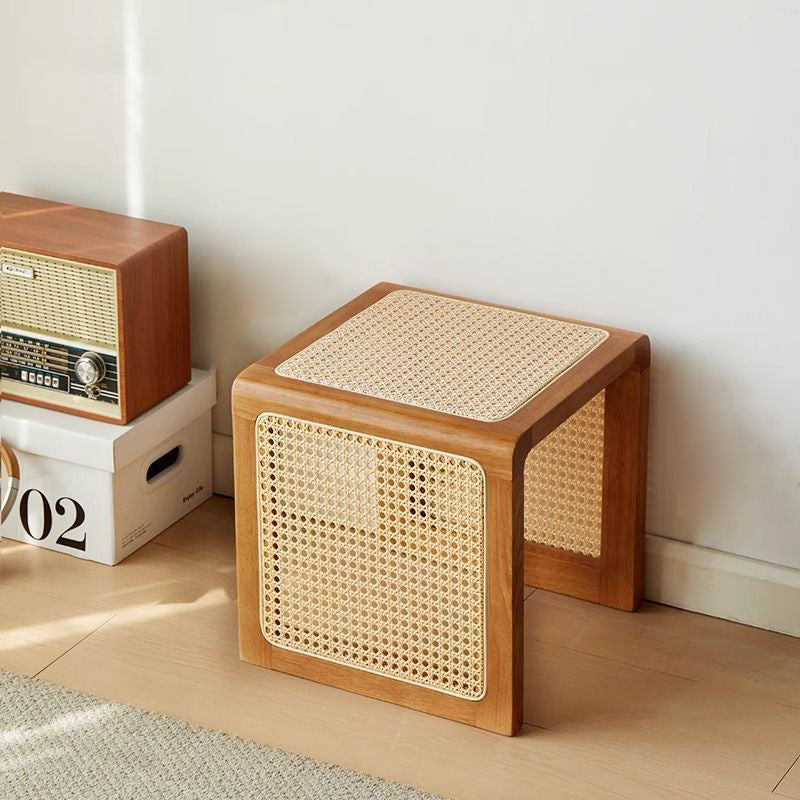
[524, 392, 605, 558]
[275, 290, 609, 422]
[256, 413, 487, 700]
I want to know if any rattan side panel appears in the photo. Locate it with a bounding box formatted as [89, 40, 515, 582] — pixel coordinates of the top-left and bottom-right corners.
[256, 414, 487, 700]
[524, 391, 605, 558]
[1, 248, 118, 348]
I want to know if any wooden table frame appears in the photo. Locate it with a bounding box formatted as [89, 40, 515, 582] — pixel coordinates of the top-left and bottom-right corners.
[233, 282, 650, 736]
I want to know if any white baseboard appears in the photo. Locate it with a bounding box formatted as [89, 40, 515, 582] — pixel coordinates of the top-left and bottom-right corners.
[645, 533, 800, 638]
[212, 432, 799, 637]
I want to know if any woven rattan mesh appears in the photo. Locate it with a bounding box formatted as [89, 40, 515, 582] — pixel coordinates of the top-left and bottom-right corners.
[1, 248, 118, 348]
[276, 290, 608, 422]
[524, 391, 605, 558]
[256, 413, 487, 699]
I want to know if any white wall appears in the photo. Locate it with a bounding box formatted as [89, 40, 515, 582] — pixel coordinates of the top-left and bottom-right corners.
[3, 1, 800, 573]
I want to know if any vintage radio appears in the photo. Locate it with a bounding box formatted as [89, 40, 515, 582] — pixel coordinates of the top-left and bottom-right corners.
[0, 193, 190, 424]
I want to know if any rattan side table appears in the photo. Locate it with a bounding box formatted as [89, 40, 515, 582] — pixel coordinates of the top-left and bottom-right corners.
[233, 283, 650, 735]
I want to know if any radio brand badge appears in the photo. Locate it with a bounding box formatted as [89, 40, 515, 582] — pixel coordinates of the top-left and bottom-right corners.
[2, 263, 34, 279]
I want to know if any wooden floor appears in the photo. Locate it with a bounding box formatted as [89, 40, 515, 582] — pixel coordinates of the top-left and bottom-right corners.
[2, 496, 800, 800]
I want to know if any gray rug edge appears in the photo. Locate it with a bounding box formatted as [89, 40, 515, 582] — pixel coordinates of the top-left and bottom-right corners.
[1, 669, 448, 800]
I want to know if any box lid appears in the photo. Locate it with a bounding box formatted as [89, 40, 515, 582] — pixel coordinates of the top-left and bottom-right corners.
[1, 369, 216, 472]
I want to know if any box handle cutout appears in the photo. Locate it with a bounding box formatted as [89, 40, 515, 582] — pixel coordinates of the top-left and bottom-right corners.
[146, 445, 182, 484]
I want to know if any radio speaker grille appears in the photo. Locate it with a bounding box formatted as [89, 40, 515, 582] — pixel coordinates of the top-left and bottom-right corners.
[524, 391, 605, 558]
[256, 413, 487, 699]
[1, 248, 118, 348]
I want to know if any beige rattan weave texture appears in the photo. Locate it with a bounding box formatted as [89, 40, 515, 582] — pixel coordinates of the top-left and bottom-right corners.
[524, 392, 605, 558]
[256, 413, 487, 699]
[276, 290, 608, 422]
[1, 248, 118, 348]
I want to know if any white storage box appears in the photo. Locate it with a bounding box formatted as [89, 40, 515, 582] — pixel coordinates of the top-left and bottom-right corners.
[1, 369, 215, 564]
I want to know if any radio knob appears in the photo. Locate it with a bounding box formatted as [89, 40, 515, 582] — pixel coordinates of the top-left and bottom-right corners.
[75, 352, 106, 386]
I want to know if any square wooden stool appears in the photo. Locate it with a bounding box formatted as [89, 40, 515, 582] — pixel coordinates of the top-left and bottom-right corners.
[233, 283, 649, 736]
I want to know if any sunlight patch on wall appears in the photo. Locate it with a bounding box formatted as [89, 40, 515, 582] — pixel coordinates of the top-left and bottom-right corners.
[123, 0, 144, 217]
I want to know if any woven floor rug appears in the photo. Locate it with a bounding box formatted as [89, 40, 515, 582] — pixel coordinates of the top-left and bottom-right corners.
[1, 671, 444, 799]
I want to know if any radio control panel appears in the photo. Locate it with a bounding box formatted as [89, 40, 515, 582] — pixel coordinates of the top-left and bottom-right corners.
[0, 329, 119, 410]
[11, 365, 69, 392]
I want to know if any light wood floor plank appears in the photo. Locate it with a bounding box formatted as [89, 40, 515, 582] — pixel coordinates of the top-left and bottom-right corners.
[524, 633, 800, 790]
[524, 590, 800, 790]
[776, 756, 800, 798]
[5, 497, 798, 800]
[528, 588, 800, 708]
[0, 581, 114, 676]
[37, 605, 779, 800]
[1, 529, 235, 613]
[151, 494, 236, 565]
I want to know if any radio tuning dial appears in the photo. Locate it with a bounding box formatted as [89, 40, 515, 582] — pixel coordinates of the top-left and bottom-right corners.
[75, 352, 106, 387]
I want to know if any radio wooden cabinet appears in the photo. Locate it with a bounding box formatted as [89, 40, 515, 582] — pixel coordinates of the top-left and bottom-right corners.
[233, 283, 650, 736]
[0, 193, 190, 424]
